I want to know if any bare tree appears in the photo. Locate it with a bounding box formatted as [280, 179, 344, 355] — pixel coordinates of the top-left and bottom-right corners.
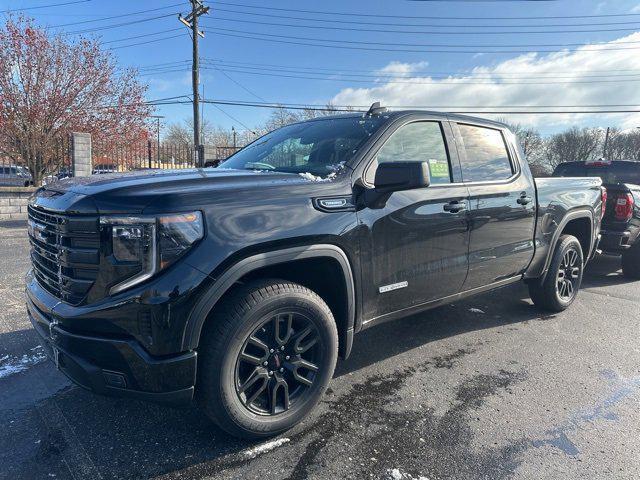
[541, 127, 604, 171]
[606, 128, 640, 161]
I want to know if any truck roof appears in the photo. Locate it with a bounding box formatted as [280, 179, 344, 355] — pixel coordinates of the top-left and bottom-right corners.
[295, 109, 510, 130]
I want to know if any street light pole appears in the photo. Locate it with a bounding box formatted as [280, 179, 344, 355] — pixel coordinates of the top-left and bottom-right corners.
[149, 115, 164, 167]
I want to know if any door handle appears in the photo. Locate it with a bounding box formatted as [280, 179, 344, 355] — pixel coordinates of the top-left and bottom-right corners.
[517, 195, 533, 206]
[444, 200, 467, 213]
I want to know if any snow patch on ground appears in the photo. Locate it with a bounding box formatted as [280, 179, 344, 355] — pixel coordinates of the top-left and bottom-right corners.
[243, 438, 290, 457]
[0, 346, 47, 379]
[387, 468, 429, 480]
[469, 308, 486, 314]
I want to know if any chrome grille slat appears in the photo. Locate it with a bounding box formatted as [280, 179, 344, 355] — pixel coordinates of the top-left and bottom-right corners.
[28, 205, 100, 304]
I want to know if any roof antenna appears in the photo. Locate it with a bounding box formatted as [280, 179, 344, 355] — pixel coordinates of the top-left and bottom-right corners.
[364, 102, 387, 117]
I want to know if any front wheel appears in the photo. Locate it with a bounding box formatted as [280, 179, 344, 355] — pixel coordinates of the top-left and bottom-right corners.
[197, 279, 338, 439]
[529, 234, 584, 312]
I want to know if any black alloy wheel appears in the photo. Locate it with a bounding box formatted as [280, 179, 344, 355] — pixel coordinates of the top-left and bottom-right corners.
[235, 312, 322, 416]
[197, 279, 338, 439]
[556, 248, 581, 301]
[529, 234, 584, 312]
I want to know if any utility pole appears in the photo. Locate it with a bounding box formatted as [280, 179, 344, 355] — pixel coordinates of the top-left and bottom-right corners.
[602, 126, 610, 160]
[232, 126, 237, 149]
[179, 0, 209, 167]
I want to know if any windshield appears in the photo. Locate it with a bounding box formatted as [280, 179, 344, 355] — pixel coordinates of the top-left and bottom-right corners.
[220, 116, 387, 178]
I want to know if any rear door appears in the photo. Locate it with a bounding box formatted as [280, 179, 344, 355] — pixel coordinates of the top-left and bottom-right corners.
[453, 122, 537, 290]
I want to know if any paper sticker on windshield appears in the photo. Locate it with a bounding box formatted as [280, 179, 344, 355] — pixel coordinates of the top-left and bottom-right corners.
[428, 159, 450, 179]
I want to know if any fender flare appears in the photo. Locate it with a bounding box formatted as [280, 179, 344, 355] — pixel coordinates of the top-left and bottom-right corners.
[539, 208, 595, 282]
[181, 244, 356, 357]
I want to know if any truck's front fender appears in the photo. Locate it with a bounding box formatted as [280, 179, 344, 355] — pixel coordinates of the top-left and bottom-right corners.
[181, 244, 356, 357]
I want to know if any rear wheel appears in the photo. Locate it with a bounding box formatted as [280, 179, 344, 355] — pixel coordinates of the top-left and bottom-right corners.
[197, 279, 338, 439]
[622, 243, 640, 279]
[529, 235, 584, 312]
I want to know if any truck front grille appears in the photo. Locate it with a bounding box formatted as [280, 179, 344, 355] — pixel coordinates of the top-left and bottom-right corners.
[27, 205, 100, 304]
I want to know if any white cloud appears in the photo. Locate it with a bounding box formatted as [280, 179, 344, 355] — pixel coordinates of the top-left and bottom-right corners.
[331, 33, 640, 133]
[375, 61, 429, 77]
[631, 3, 640, 13]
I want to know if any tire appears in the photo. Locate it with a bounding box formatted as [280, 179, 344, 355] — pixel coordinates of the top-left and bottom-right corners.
[529, 235, 584, 313]
[622, 243, 640, 279]
[197, 279, 338, 439]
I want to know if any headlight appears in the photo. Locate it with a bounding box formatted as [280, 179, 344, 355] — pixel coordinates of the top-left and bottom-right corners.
[100, 212, 203, 294]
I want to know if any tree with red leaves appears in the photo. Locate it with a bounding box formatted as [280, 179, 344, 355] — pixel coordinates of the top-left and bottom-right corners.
[0, 17, 151, 185]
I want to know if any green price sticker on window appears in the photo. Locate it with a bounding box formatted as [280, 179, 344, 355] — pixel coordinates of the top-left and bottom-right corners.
[428, 159, 450, 178]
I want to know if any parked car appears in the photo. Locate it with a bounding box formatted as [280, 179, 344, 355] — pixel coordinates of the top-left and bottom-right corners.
[553, 160, 640, 278]
[42, 166, 73, 186]
[26, 108, 604, 439]
[92, 164, 118, 175]
[0, 165, 33, 186]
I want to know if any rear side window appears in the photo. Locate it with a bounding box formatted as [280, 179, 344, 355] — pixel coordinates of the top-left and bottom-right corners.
[375, 121, 452, 184]
[457, 124, 514, 182]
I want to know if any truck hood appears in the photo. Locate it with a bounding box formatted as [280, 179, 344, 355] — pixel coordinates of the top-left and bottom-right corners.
[35, 168, 349, 215]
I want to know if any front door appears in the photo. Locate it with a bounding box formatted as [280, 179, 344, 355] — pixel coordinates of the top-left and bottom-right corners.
[357, 120, 470, 321]
[452, 122, 537, 290]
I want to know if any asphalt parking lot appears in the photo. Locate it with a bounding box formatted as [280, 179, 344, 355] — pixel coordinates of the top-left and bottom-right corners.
[1, 220, 639, 480]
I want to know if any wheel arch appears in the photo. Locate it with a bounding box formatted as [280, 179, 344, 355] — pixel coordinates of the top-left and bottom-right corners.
[182, 244, 356, 359]
[540, 209, 594, 282]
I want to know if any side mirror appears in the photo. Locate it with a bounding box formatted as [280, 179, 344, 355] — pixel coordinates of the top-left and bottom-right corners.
[374, 161, 430, 192]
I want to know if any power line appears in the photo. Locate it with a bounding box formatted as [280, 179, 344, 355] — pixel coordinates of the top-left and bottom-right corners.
[202, 65, 640, 85]
[209, 103, 257, 133]
[44, 3, 182, 28]
[207, 63, 268, 102]
[0, 0, 90, 14]
[67, 13, 176, 34]
[201, 58, 640, 79]
[102, 28, 183, 45]
[201, 99, 640, 115]
[200, 98, 640, 109]
[107, 33, 187, 50]
[206, 1, 640, 20]
[208, 29, 640, 55]
[206, 7, 640, 34]
[137, 60, 191, 70]
[205, 14, 640, 37]
[208, 9, 640, 29]
[138, 68, 190, 76]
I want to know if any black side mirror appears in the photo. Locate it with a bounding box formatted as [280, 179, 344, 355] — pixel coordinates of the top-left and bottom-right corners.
[374, 161, 430, 192]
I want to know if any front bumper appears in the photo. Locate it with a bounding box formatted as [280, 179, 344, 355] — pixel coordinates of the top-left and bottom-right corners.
[26, 277, 197, 407]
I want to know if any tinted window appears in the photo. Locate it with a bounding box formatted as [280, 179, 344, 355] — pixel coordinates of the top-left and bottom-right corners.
[375, 122, 451, 184]
[221, 116, 386, 178]
[553, 161, 640, 185]
[458, 124, 513, 182]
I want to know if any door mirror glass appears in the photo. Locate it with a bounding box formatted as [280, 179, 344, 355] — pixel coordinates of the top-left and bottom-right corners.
[374, 161, 430, 192]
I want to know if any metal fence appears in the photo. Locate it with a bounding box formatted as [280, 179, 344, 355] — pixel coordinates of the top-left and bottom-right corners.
[92, 140, 242, 172]
[1, 137, 71, 187]
[1, 137, 242, 187]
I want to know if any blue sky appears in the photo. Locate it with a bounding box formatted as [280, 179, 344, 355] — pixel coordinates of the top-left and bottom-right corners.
[2, 0, 640, 135]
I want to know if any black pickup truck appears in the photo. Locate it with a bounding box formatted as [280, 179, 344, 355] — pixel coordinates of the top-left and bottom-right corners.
[26, 109, 605, 438]
[553, 160, 640, 278]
